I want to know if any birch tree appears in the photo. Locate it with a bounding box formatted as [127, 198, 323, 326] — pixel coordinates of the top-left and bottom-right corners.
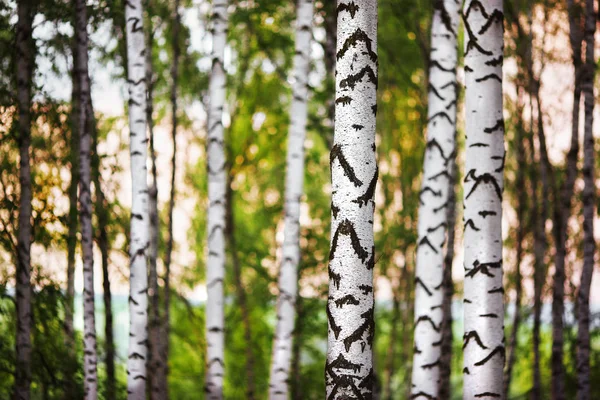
[325, 2, 378, 398]
[576, 0, 596, 398]
[14, 1, 34, 398]
[462, 1, 505, 398]
[205, 0, 228, 398]
[410, 0, 459, 397]
[268, 1, 313, 398]
[124, 0, 150, 397]
[75, 0, 99, 397]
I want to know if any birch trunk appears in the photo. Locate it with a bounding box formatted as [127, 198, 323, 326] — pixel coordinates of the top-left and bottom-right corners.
[268, 1, 313, 398]
[144, 4, 164, 398]
[411, 1, 459, 397]
[552, 2, 582, 397]
[576, 0, 595, 398]
[205, 1, 229, 398]
[325, 2, 378, 398]
[462, 1, 505, 398]
[74, 0, 99, 397]
[14, 1, 34, 398]
[124, 0, 150, 397]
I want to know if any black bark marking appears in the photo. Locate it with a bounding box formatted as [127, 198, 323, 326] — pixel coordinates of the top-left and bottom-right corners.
[358, 285, 372, 295]
[464, 219, 481, 232]
[331, 202, 340, 219]
[430, 60, 456, 73]
[421, 358, 441, 369]
[329, 219, 369, 263]
[415, 277, 433, 296]
[428, 169, 451, 181]
[352, 124, 364, 131]
[464, 169, 503, 200]
[419, 187, 442, 205]
[465, 260, 502, 278]
[488, 286, 503, 294]
[340, 65, 378, 90]
[485, 55, 503, 66]
[427, 222, 447, 234]
[479, 313, 499, 318]
[463, 331, 488, 350]
[335, 96, 352, 106]
[483, 119, 504, 134]
[434, 0, 457, 36]
[335, 295, 360, 308]
[336, 2, 360, 18]
[336, 28, 377, 63]
[330, 271, 341, 289]
[410, 391, 436, 399]
[331, 144, 363, 187]
[418, 236, 439, 254]
[428, 111, 453, 125]
[327, 302, 342, 339]
[475, 73, 502, 83]
[478, 210, 497, 218]
[353, 168, 378, 207]
[429, 83, 446, 101]
[474, 393, 501, 398]
[470, 142, 489, 148]
[474, 346, 505, 366]
[414, 315, 441, 332]
[477, 9, 503, 35]
[463, 367, 470, 374]
[343, 308, 374, 352]
[426, 138, 450, 163]
[492, 152, 505, 172]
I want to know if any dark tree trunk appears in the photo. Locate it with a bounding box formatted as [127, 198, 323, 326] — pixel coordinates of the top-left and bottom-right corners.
[14, 0, 34, 398]
[576, 0, 596, 398]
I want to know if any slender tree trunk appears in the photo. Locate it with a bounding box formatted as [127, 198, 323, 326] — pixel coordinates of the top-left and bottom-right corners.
[124, 0, 150, 397]
[74, 0, 99, 397]
[325, 2, 378, 398]
[382, 282, 400, 400]
[144, 4, 165, 398]
[290, 296, 303, 400]
[462, 1, 505, 398]
[205, 1, 229, 398]
[503, 90, 527, 398]
[576, 1, 595, 398]
[225, 178, 256, 399]
[552, 3, 582, 398]
[411, 1, 459, 398]
[14, 1, 34, 398]
[439, 153, 458, 400]
[268, 1, 313, 398]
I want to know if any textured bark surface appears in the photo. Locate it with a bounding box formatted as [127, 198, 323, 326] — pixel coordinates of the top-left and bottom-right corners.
[325, 2, 378, 398]
[439, 157, 458, 400]
[124, 0, 150, 397]
[14, 1, 34, 398]
[411, 1, 459, 398]
[503, 91, 526, 398]
[268, 1, 313, 398]
[75, 0, 99, 397]
[462, 1, 505, 398]
[552, 2, 582, 398]
[205, 1, 228, 398]
[576, 0, 595, 398]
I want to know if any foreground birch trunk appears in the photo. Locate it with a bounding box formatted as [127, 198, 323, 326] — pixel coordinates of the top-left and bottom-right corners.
[462, 1, 505, 398]
[14, 1, 34, 398]
[205, 1, 228, 398]
[410, 1, 459, 397]
[576, 0, 596, 398]
[268, 1, 313, 398]
[325, 1, 378, 398]
[124, 0, 150, 397]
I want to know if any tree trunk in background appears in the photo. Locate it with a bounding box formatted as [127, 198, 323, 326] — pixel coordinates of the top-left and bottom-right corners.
[411, 1, 459, 398]
[14, 1, 34, 398]
[205, 1, 229, 398]
[552, 2, 582, 398]
[439, 152, 458, 400]
[158, 1, 181, 397]
[503, 89, 527, 398]
[462, 1, 505, 398]
[89, 98, 116, 400]
[225, 178, 256, 399]
[124, 0, 150, 397]
[325, 2, 378, 398]
[290, 296, 303, 400]
[75, 0, 99, 397]
[268, 1, 313, 398]
[382, 282, 400, 400]
[320, 0, 336, 149]
[576, 0, 595, 398]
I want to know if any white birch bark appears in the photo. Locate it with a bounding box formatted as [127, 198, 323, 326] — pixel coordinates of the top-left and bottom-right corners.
[410, 0, 459, 397]
[125, 0, 150, 397]
[325, 2, 378, 398]
[462, 1, 505, 398]
[205, 1, 228, 398]
[75, 0, 98, 398]
[268, 1, 313, 398]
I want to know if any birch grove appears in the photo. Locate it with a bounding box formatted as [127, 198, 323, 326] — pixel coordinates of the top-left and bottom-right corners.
[410, 0, 459, 397]
[462, 1, 506, 398]
[325, 1, 378, 398]
[124, 0, 150, 397]
[268, 1, 313, 398]
[205, 0, 229, 398]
